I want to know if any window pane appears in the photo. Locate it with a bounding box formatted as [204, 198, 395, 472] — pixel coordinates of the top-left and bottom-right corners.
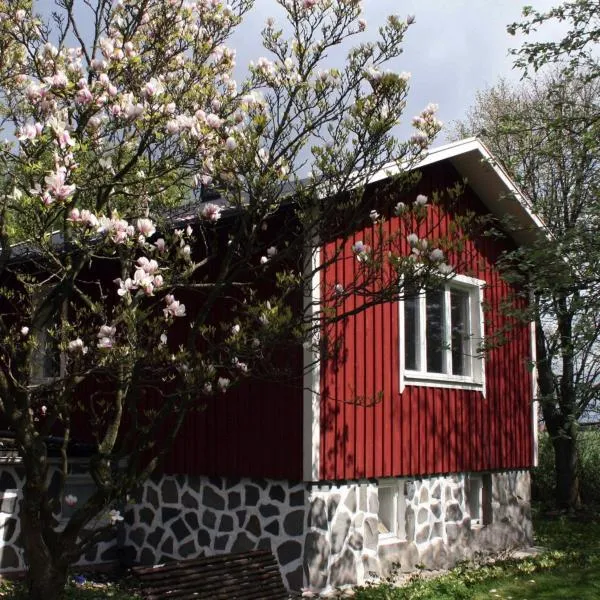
[450, 290, 470, 375]
[378, 486, 396, 535]
[404, 291, 419, 370]
[426, 289, 444, 373]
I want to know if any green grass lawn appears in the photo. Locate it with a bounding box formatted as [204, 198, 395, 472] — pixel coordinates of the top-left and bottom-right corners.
[1, 510, 598, 599]
[354, 510, 600, 600]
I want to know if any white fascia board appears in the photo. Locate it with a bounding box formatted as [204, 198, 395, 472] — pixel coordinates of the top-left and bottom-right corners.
[367, 137, 546, 244]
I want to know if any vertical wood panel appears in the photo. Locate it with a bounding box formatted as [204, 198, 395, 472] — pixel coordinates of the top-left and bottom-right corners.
[320, 162, 534, 480]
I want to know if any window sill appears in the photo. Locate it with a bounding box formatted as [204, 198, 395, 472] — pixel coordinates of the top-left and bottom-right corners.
[378, 533, 407, 546]
[404, 371, 484, 392]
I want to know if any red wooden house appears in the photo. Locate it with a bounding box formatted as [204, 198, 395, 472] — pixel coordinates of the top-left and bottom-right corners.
[0, 138, 540, 592]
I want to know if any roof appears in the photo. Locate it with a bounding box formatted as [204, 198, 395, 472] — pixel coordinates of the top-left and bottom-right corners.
[371, 137, 545, 246]
[2, 138, 544, 261]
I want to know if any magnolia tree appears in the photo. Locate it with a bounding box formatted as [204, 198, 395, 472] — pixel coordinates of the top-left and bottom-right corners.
[0, 1, 455, 597]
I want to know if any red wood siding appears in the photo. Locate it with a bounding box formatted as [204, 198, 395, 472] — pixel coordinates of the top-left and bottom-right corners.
[320, 163, 534, 480]
[164, 376, 304, 479]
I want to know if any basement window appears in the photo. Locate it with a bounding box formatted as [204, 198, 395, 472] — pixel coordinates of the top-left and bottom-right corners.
[467, 473, 492, 526]
[377, 479, 406, 541]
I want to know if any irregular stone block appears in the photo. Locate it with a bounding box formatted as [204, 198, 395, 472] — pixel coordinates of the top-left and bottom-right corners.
[431, 483, 441, 500]
[419, 538, 448, 570]
[259, 503, 279, 518]
[140, 547, 156, 566]
[419, 485, 429, 504]
[290, 489, 305, 506]
[286, 565, 304, 591]
[348, 531, 363, 551]
[277, 540, 302, 566]
[139, 507, 154, 526]
[145, 486, 159, 508]
[245, 485, 260, 506]
[415, 524, 430, 544]
[181, 491, 198, 509]
[172, 517, 190, 542]
[161, 479, 179, 504]
[417, 507, 428, 525]
[246, 514, 261, 537]
[330, 548, 357, 586]
[431, 501, 441, 519]
[404, 481, 415, 501]
[405, 505, 415, 542]
[257, 537, 272, 552]
[331, 512, 351, 554]
[179, 540, 197, 558]
[308, 497, 327, 530]
[304, 531, 330, 590]
[344, 488, 357, 513]
[236, 509, 246, 527]
[363, 516, 378, 550]
[270, 484, 286, 503]
[202, 486, 225, 511]
[231, 531, 256, 554]
[368, 489, 379, 514]
[265, 520, 280, 535]
[228, 491, 241, 510]
[202, 509, 216, 529]
[147, 526, 164, 548]
[184, 511, 199, 531]
[215, 535, 229, 550]
[160, 537, 173, 554]
[1, 517, 16, 542]
[445, 502, 463, 522]
[130, 526, 146, 547]
[327, 493, 340, 521]
[197, 529, 210, 547]
[161, 507, 179, 523]
[284, 509, 305, 536]
[219, 514, 234, 532]
[378, 540, 419, 574]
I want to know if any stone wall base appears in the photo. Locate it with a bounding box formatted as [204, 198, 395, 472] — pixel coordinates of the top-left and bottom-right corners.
[0, 467, 532, 593]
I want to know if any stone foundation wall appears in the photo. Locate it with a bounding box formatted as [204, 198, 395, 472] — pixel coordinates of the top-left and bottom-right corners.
[0, 468, 532, 593]
[0, 464, 118, 572]
[124, 475, 308, 590]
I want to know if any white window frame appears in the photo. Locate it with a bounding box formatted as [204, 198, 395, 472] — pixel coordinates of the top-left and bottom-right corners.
[377, 479, 406, 543]
[399, 274, 486, 394]
[466, 473, 492, 527]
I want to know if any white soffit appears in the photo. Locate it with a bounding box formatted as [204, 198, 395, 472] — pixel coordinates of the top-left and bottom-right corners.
[373, 137, 545, 246]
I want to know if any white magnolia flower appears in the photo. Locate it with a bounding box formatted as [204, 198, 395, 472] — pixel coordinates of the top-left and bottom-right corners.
[64, 494, 78, 507]
[415, 194, 428, 206]
[407, 233, 419, 246]
[108, 509, 124, 524]
[369, 209, 379, 222]
[21, 326, 29, 336]
[217, 377, 230, 392]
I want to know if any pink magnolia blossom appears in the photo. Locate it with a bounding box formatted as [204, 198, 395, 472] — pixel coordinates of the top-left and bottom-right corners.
[136, 218, 156, 238]
[200, 203, 222, 223]
[44, 167, 76, 202]
[163, 295, 186, 318]
[97, 325, 116, 349]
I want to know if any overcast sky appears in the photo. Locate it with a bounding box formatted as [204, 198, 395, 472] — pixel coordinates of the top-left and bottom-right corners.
[230, 0, 566, 142]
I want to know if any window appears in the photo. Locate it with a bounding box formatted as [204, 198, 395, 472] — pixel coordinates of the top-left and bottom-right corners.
[401, 274, 485, 391]
[466, 473, 492, 527]
[377, 479, 406, 541]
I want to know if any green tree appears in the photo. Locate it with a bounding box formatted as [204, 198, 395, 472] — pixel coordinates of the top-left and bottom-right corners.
[452, 69, 600, 509]
[508, 0, 600, 79]
[0, 1, 461, 598]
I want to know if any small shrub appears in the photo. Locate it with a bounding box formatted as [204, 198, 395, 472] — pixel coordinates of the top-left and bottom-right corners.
[532, 428, 600, 506]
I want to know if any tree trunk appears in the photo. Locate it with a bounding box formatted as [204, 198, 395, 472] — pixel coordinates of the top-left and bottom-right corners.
[550, 425, 581, 510]
[20, 481, 69, 600]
